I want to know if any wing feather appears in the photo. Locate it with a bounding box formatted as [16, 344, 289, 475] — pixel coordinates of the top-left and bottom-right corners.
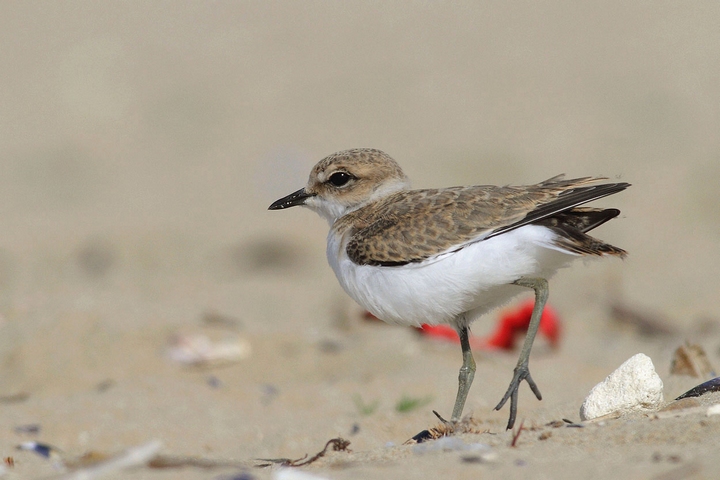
[339, 176, 629, 266]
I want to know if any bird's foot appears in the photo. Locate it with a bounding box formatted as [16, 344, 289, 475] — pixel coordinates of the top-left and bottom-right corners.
[494, 362, 542, 430]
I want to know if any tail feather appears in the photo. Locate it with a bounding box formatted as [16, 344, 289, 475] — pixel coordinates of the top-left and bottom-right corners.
[537, 207, 626, 257]
[488, 181, 630, 239]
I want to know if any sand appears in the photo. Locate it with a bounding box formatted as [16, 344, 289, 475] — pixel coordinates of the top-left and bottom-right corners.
[1, 2, 720, 479]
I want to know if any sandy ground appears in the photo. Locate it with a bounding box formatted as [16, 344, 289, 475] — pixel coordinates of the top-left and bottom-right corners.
[1, 2, 720, 479]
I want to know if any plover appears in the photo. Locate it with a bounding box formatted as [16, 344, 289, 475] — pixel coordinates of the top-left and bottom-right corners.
[269, 148, 629, 429]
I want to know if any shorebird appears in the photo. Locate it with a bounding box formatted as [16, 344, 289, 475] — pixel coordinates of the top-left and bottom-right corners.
[269, 148, 628, 429]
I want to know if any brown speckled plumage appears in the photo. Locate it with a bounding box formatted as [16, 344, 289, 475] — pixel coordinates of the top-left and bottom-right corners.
[334, 175, 628, 266]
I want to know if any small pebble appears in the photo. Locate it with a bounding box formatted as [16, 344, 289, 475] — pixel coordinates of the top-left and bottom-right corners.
[76, 239, 115, 278]
[95, 379, 115, 393]
[14, 424, 41, 435]
[580, 353, 664, 421]
[412, 436, 490, 455]
[16, 442, 55, 458]
[408, 430, 434, 443]
[16, 441, 67, 470]
[461, 451, 498, 463]
[261, 384, 279, 405]
[273, 468, 330, 480]
[215, 473, 256, 480]
[706, 404, 720, 416]
[317, 339, 343, 354]
[206, 375, 223, 389]
[167, 333, 251, 366]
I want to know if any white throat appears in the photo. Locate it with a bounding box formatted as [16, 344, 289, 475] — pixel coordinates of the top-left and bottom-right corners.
[305, 177, 411, 225]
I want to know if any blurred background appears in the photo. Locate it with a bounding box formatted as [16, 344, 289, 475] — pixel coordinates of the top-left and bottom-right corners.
[1, 0, 719, 472]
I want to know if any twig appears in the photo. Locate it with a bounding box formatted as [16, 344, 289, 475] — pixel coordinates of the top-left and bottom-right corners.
[510, 419, 525, 447]
[256, 438, 351, 468]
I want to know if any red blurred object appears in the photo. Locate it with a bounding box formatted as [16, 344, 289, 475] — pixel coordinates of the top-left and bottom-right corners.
[483, 299, 561, 350]
[417, 299, 562, 351]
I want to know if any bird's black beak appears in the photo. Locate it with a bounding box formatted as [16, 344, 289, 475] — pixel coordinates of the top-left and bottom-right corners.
[268, 188, 314, 210]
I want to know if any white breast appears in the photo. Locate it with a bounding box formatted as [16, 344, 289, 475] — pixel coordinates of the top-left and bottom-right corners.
[326, 225, 578, 327]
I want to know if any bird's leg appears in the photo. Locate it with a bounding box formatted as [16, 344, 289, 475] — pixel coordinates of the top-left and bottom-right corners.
[451, 321, 476, 422]
[494, 277, 548, 430]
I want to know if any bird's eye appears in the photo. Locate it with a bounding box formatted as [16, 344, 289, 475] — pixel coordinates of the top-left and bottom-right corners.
[328, 171, 353, 187]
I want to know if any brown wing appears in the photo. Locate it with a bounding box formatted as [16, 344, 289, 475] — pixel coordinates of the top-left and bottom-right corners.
[340, 175, 629, 266]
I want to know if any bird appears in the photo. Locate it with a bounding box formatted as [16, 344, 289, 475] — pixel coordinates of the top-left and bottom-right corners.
[269, 148, 629, 429]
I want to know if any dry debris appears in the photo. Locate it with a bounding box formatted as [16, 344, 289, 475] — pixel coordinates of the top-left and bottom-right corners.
[404, 413, 489, 444]
[256, 438, 352, 468]
[670, 342, 715, 379]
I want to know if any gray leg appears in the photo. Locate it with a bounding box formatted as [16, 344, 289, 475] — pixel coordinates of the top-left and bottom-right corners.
[494, 277, 548, 430]
[451, 322, 476, 422]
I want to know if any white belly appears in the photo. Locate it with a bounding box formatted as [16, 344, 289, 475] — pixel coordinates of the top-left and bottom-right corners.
[326, 225, 578, 327]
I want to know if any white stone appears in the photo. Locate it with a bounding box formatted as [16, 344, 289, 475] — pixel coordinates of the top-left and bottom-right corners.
[580, 353, 664, 421]
[273, 468, 331, 480]
[706, 404, 720, 416]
